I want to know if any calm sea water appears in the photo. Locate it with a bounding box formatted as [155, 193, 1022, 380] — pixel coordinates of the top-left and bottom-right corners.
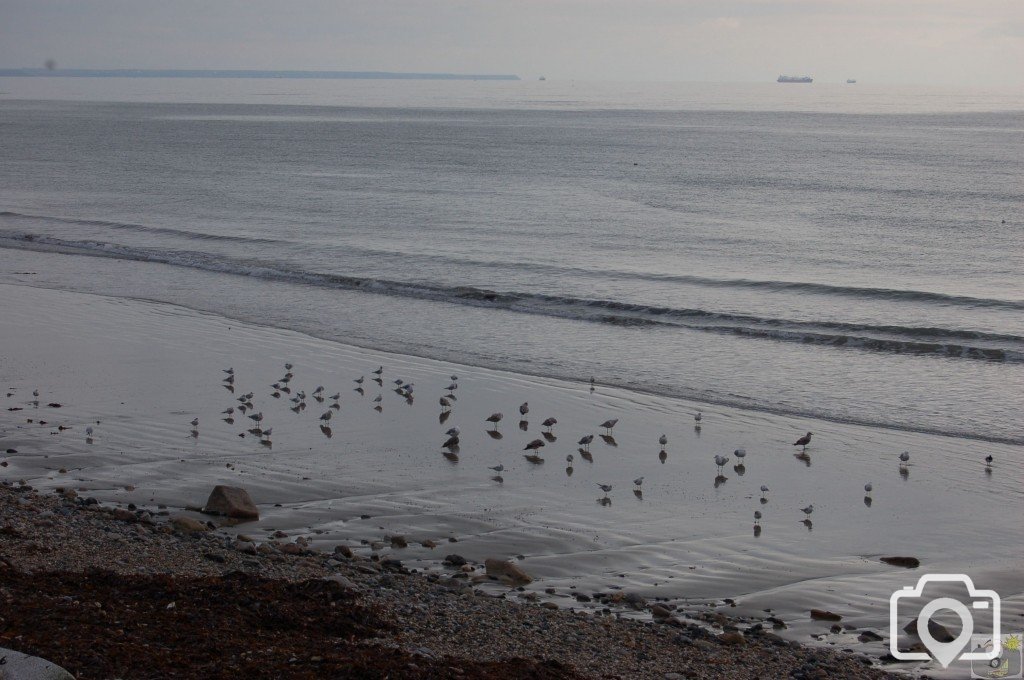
[1, 78, 1022, 443]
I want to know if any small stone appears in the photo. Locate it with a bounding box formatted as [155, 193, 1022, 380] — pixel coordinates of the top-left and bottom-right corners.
[483, 558, 532, 585]
[652, 605, 673, 619]
[444, 554, 467, 566]
[390, 535, 408, 548]
[718, 632, 745, 646]
[880, 556, 920, 568]
[170, 515, 209, 533]
[858, 630, 884, 642]
[810, 609, 843, 622]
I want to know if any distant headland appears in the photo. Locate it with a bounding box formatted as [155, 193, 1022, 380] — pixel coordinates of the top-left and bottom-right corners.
[0, 68, 521, 81]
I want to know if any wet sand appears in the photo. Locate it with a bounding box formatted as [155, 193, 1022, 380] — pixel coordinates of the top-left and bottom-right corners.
[2, 282, 1021, 676]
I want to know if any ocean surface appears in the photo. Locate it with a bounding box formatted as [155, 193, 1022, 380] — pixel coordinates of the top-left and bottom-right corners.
[1, 77, 1022, 447]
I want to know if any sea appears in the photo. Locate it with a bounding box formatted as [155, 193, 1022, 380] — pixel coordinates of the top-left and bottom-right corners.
[1, 77, 1021, 445]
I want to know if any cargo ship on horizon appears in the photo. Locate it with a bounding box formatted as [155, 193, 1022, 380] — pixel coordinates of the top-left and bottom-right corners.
[777, 75, 813, 83]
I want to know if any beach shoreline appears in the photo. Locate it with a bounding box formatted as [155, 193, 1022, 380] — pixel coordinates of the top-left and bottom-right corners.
[0, 482, 894, 679]
[1, 282, 1019, 678]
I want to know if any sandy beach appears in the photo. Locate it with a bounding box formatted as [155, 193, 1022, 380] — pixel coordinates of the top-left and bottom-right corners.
[1, 282, 1020, 677]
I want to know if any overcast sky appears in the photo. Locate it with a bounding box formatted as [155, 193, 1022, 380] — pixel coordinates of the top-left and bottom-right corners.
[2, 0, 1022, 85]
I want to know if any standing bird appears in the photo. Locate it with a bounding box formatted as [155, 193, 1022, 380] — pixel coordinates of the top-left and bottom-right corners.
[984, 455, 993, 466]
[519, 402, 529, 418]
[596, 483, 613, 497]
[489, 464, 504, 473]
[486, 412, 503, 429]
[898, 451, 910, 466]
[599, 418, 618, 434]
[443, 434, 460, 450]
[760, 484, 769, 498]
[754, 510, 762, 525]
[445, 426, 461, 438]
[713, 454, 729, 473]
[800, 504, 814, 517]
[793, 432, 813, 451]
[373, 366, 383, 375]
[223, 367, 234, 375]
[373, 394, 383, 403]
[524, 438, 545, 452]
[221, 407, 234, 416]
[566, 454, 575, 464]
[319, 411, 332, 423]
[190, 418, 199, 428]
[542, 417, 557, 432]
[439, 396, 452, 412]
[354, 376, 364, 385]
[864, 483, 873, 494]
[633, 476, 644, 488]
[578, 434, 594, 451]
[694, 412, 702, 423]
[658, 434, 668, 447]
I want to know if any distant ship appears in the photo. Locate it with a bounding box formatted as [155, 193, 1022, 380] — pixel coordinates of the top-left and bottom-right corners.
[777, 75, 813, 83]
[539, 76, 546, 81]
[846, 79, 857, 84]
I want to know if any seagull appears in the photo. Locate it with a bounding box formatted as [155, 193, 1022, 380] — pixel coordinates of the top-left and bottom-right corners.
[445, 426, 461, 437]
[519, 402, 529, 417]
[85, 426, 94, 436]
[566, 454, 574, 463]
[542, 417, 557, 431]
[446, 383, 458, 392]
[190, 418, 199, 427]
[443, 435, 460, 449]
[658, 434, 668, 447]
[793, 432, 812, 450]
[800, 504, 814, 516]
[262, 427, 273, 438]
[373, 394, 383, 403]
[354, 377, 364, 385]
[899, 451, 910, 465]
[864, 483, 873, 493]
[221, 407, 234, 415]
[486, 412, 503, 428]
[394, 379, 404, 386]
[760, 484, 769, 498]
[439, 396, 452, 411]
[223, 368, 234, 375]
[524, 438, 545, 452]
[33, 389, 40, 397]
[596, 483, 613, 496]
[734, 448, 746, 460]
[489, 464, 504, 473]
[984, 455, 993, 466]
[754, 510, 762, 524]
[578, 434, 594, 450]
[319, 411, 332, 422]
[633, 476, 644, 488]
[713, 454, 729, 472]
[330, 392, 340, 401]
[284, 363, 293, 370]
[694, 412, 702, 423]
[599, 419, 618, 434]
[450, 374, 458, 381]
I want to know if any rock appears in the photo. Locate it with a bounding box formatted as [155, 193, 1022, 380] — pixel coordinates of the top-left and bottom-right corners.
[903, 618, 954, 643]
[541, 601, 558, 610]
[202, 485, 259, 520]
[880, 556, 920, 568]
[483, 558, 533, 585]
[810, 609, 843, 622]
[233, 540, 257, 554]
[170, 515, 209, 533]
[111, 508, 135, 522]
[624, 592, 647, 608]
[324, 574, 359, 590]
[718, 631, 746, 645]
[651, 605, 673, 619]
[421, 539, 438, 549]
[280, 543, 304, 555]
[334, 545, 354, 559]
[390, 535, 408, 548]
[0, 647, 76, 679]
[443, 554, 467, 566]
[858, 630, 884, 642]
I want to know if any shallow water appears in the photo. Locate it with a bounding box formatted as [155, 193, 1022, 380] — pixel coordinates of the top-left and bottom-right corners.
[2, 284, 1020, 676]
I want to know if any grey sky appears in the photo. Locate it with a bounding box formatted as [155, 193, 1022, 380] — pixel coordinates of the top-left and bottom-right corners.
[1, 0, 1022, 85]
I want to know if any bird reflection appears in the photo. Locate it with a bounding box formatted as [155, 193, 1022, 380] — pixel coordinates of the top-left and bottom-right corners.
[565, 466, 574, 476]
[320, 425, 332, 438]
[734, 464, 746, 476]
[633, 488, 643, 500]
[492, 475, 504, 484]
[600, 434, 618, 447]
[486, 430, 503, 440]
[580, 450, 593, 463]
[223, 384, 234, 393]
[659, 449, 667, 463]
[519, 420, 529, 432]
[694, 425, 701, 436]
[794, 452, 811, 467]
[597, 496, 611, 506]
[439, 410, 451, 424]
[753, 525, 762, 537]
[899, 466, 909, 480]
[354, 387, 365, 395]
[224, 417, 234, 425]
[542, 432, 557, 442]
[714, 474, 727, 488]
[443, 451, 459, 463]
[863, 496, 872, 507]
[524, 454, 544, 464]
[802, 519, 813, 531]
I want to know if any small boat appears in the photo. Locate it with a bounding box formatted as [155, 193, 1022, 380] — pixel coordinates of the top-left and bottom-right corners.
[846, 79, 857, 84]
[777, 75, 813, 83]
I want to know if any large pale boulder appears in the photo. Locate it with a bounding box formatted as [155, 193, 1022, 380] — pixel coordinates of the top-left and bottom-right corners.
[0, 647, 76, 679]
[202, 485, 259, 520]
[484, 558, 532, 585]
